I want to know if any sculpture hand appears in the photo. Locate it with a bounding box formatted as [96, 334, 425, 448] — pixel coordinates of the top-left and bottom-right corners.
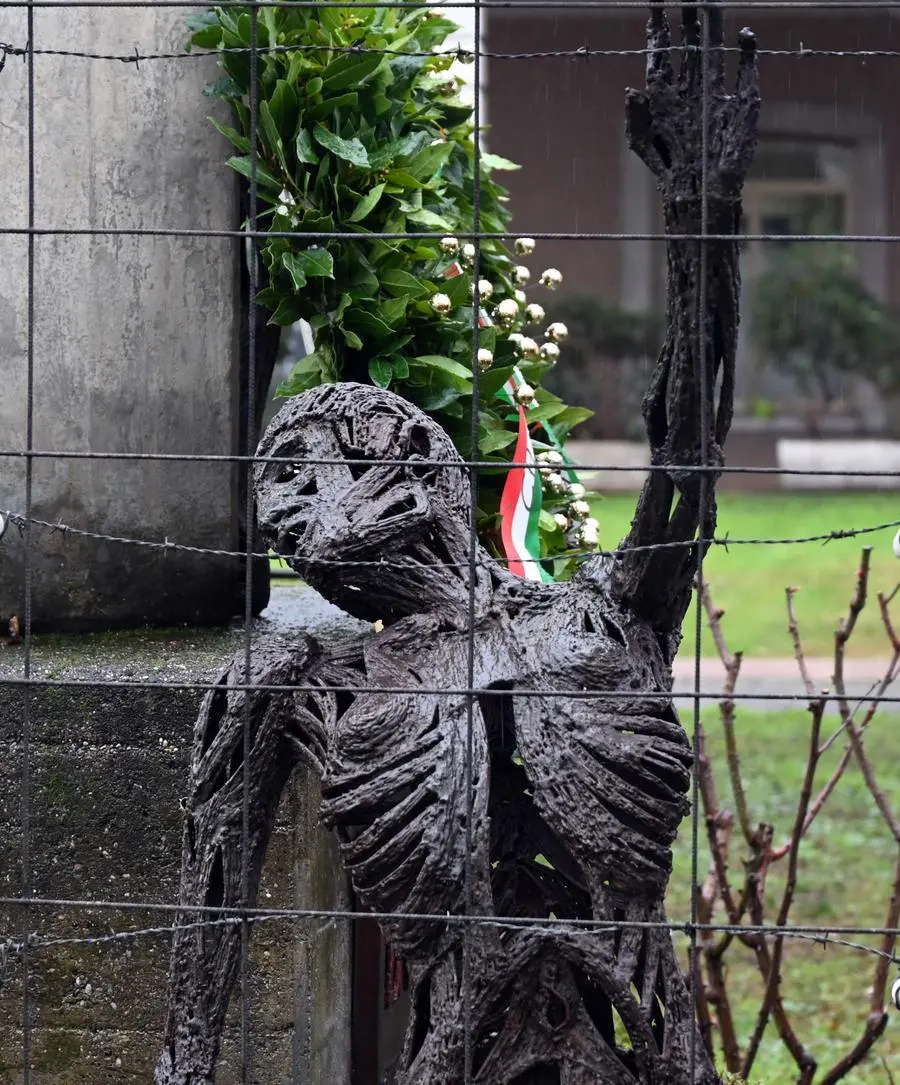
[625, 4, 760, 197]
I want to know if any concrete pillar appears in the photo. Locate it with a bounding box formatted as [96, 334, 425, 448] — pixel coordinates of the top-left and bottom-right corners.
[0, 7, 245, 631]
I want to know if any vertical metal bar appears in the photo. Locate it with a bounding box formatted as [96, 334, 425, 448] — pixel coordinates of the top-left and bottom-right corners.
[241, 6, 260, 1083]
[689, 9, 712, 1080]
[463, 0, 485, 1079]
[351, 917, 383, 1085]
[20, 4, 35, 1083]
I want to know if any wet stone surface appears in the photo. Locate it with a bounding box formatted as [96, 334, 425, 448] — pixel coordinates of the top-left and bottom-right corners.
[1, 582, 360, 1085]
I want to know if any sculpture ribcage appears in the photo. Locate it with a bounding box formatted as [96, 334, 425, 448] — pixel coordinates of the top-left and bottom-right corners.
[157, 569, 708, 1084]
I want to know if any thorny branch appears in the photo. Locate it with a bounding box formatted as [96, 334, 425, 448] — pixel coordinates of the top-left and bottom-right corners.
[741, 696, 823, 1083]
[693, 739, 742, 1073]
[786, 586, 816, 700]
[699, 583, 752, 845]
[833, 550, 900, 842]
[694, 558, 900, 1083]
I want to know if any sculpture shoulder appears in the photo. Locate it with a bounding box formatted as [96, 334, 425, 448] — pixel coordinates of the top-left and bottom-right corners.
[190, 634, 358, 781]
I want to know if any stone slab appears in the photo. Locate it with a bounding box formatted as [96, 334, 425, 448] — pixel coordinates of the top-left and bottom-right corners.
[0, 583, 364, 1083]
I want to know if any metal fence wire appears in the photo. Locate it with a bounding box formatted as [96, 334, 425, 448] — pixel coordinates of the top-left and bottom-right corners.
[3, 2, 900, 1083]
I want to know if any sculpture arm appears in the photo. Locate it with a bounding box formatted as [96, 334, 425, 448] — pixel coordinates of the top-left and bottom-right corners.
[155, 636, 337, 1085]
[611, 4, 760, 640]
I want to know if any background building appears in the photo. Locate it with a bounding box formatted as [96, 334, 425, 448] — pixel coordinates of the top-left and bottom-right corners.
[486, 6, 899, 437]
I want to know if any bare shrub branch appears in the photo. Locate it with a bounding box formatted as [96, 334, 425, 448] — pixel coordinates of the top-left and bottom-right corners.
[699, 581, 753, 845]
[698, 558, 900, 1084]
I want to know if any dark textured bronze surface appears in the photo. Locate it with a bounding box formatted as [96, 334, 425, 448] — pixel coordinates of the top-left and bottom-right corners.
[156, 10, 759, 1081]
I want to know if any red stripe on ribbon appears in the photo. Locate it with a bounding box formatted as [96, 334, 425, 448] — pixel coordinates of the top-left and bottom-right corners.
[499, 404, 530, 578]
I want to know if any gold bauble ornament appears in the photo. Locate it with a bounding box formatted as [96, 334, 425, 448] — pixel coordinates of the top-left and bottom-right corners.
[515, 382, 535, 406]
[553, 513, 570, 531]
[519, 336, 540, 360]
[514, 289, 527, 305]
[569, 499, 591, 520]
[477, 347, 494, 371]
[440, 236, 459, 254]
[524, 303, 546, 326]
[472, 279, 493, 300]
[461, 243, 476, 266]
[513, 265, 531, 286]
[514, 237, 536, 256]
[430, 293, 452, 314]
[540, 342, 561, 363]
[545, 321, 569, 342]
[540, 268, 563, 290]
[495, 298, 519, 325]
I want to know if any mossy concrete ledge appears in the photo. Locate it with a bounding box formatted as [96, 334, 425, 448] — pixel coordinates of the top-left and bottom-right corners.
[0, 584, 366, 1084]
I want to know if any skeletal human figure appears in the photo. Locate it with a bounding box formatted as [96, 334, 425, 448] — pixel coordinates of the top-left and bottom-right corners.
[156, 8, 758, 1082]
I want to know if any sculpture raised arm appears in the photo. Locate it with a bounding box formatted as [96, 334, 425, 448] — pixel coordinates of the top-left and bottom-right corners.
[157, 6, 758, 1082]
[614, 3, 760, 640]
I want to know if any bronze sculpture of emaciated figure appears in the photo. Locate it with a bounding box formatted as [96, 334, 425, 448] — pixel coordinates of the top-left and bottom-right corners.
[156, 6, 759, 1082]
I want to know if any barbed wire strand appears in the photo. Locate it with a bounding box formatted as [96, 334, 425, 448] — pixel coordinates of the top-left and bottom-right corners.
[0, 915, 897, 970]
[2, 1, 900, 9]
[2, 891, 900, 936]
[2, 450, 900, 477]
[17, 5, 36, 1079]
[3, 508, 899, 570]
[3, 40, 900, 63]
[238, 9, 260, 1080]
[3, 678, 900, 705]
[1, 225, 900, 242]
[1, 897, 899, 949]
[462, 0, 483, 1077]
[689, 13, 711, 1075]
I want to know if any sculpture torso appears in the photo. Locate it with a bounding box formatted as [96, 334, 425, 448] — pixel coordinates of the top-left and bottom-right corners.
[306, 563, 695, 1082]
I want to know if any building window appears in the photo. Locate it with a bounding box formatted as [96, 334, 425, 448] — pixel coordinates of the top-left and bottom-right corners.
[738, 138, 854, 407]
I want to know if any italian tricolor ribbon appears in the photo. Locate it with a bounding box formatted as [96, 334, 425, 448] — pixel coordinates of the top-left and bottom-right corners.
[440, 261, 559, 582]
[496, 369, 553, 583]
[540, 420, 580, 485]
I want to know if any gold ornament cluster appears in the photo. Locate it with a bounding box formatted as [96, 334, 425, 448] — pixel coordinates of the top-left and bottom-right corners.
[535, 450, 599, 549]
[430, 235, 597, 553]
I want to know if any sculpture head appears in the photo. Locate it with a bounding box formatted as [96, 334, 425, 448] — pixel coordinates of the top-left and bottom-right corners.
[254, 382, 494, 625]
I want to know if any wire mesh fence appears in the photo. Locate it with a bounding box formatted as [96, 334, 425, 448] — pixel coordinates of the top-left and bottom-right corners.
[2, 2, 900, 1083]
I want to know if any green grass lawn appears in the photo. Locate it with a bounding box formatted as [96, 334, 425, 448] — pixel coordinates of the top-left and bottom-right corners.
[667, 708, 900, 1083]
[593, 492, 900, 659]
